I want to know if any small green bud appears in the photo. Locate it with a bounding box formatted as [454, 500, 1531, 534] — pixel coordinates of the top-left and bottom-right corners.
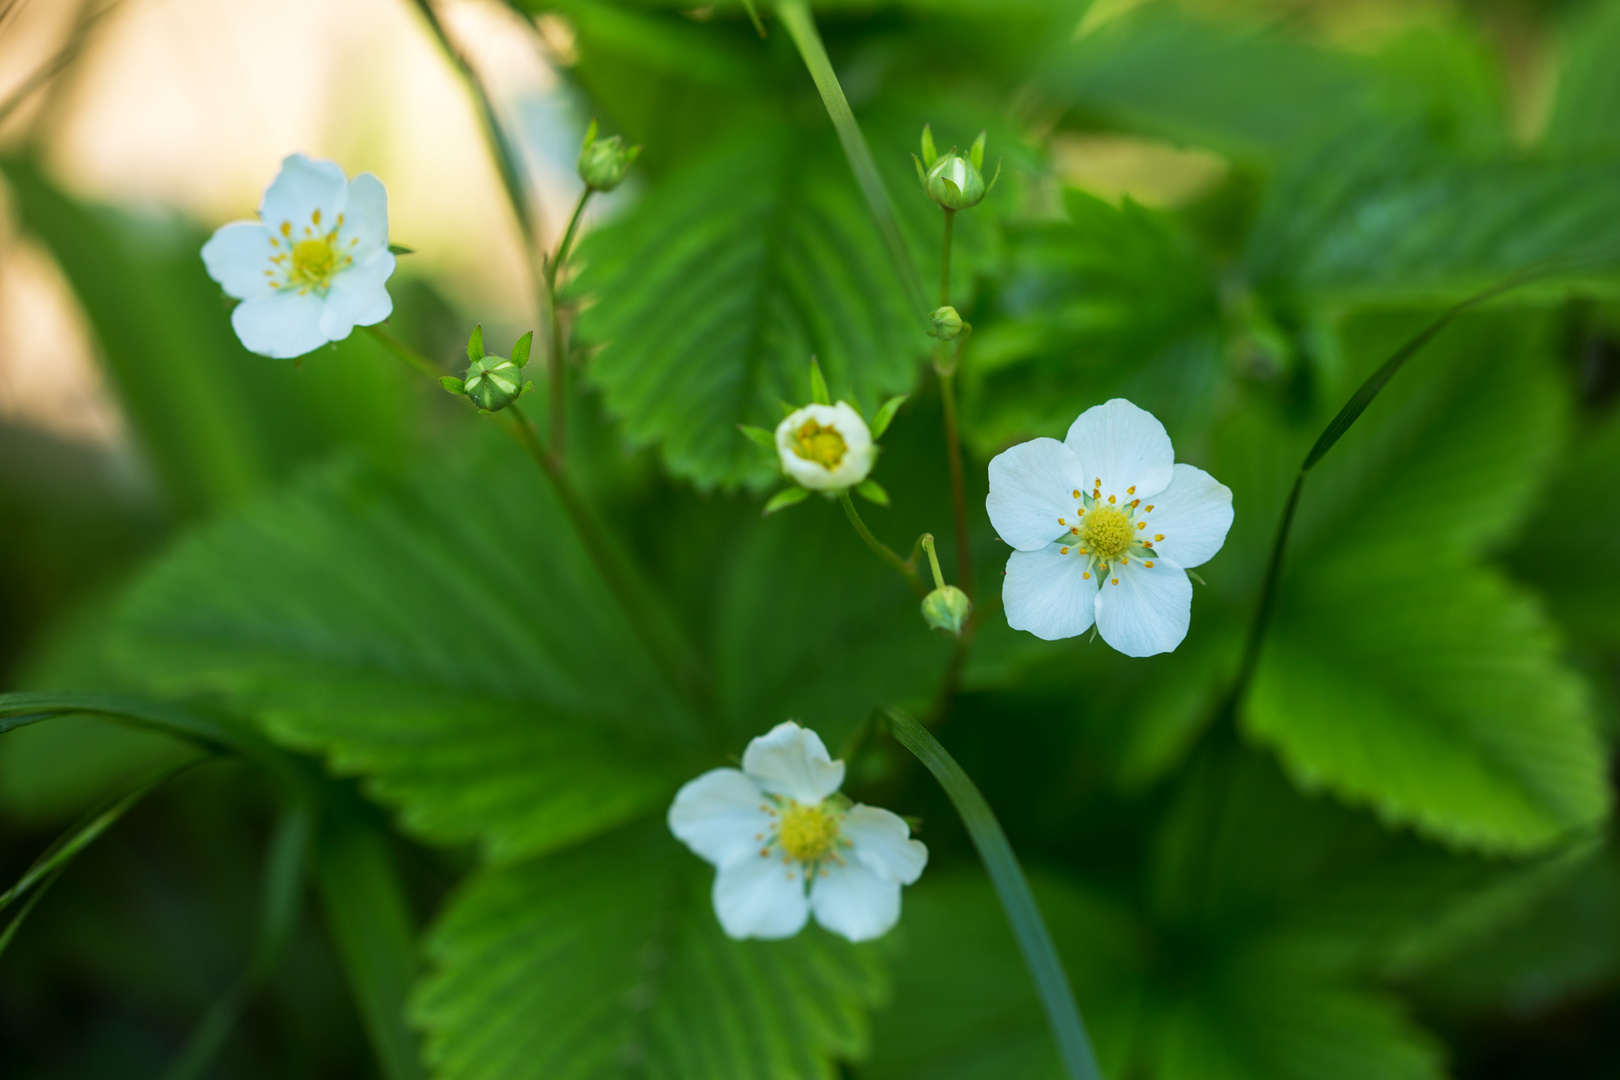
[578, 119, 641, 192]
[918, 130, 999, 211]
[921, 585, 972, 636]
[463, 353, 530, 412]
[928, 306, 963, 341]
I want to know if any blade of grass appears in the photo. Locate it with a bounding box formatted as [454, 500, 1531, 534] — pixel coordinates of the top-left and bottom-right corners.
[163, 799, 315, 1080]
[0, 865, 64, 960]
[776, 0, 928, 317]
[883, 707, 1105, 1080]
[316, 809, 424, 1080]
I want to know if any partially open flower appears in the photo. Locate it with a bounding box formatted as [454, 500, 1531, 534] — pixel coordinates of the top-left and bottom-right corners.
[775, 402, 874, 492]
[986, 398, 1233, 657]
[201, 154, 395, 359]
[668, 721, 927, 942]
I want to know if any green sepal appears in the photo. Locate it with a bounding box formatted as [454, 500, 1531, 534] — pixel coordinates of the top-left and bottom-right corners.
[870, 394, 907, 439]
[969, 130, 986, 171]
[1187, 569, 1207, 586]
[737, 424, 776, 450]
[582, 117, 598, 150]
[387, 243, 415, 256]
[778, 398, 798, 418]
[467, 324, 485, 363]
[920, 124, 937, 168]
[440, 376, 467, 395]
[521, 380, 534, 396]
[912, 154, 927, 187]
[808, 357, 830, 405]
[763, 487, 811, 516]
[984, 158, 1002, 198]
[941, 176, 963, 204]
[855, 479, 890, 507]
[511, 330, 534, 369]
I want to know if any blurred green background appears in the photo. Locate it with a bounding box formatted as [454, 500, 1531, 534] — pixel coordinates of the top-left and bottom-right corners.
[2, 0, 1619, 1077]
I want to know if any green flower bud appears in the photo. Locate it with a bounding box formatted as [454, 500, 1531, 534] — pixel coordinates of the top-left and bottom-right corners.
[928, 306, 963, 340]
[920, 585, 972, 636]
[578, 119, 641, 192]
[914, 129, 999, 212]
[463, 354, 530, 412]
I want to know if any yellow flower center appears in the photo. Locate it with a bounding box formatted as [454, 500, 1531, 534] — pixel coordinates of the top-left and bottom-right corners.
[1080, 505, 1132, 562]
[777, 802, 839, 863]
[290, 238, 337, 286]
[791, 420, 847, 470]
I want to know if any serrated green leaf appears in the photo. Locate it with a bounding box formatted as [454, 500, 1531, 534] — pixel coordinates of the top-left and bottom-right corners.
[572, 126, 921, 489]
[870, 394, 907, 439]
[415, 821, 886, 1080]
[856, 479, 890, 506]
[763, 486, 811, 515]
[114, 438, 703, 863]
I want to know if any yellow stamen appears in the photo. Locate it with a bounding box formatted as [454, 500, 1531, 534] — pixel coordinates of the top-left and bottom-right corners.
[778, 802, 839, 863]
[790, 420, 848, 470]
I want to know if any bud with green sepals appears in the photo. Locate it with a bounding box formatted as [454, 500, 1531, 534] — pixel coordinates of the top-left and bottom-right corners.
[442, 324, 534, 413]
[577, 119, 642, 193]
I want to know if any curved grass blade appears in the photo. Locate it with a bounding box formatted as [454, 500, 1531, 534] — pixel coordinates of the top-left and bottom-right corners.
[317, 809, 425, 1080]
[163, 799, 315, 1080]
[883, 707, 1105, 1080]
[1234, 248, 1620, 702]
[776, 0, 929, 317]
[0, 760, 199, 960]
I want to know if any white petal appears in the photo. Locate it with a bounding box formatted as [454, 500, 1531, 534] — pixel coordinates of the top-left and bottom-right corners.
[260, 154, 349, 240]
[230, 291, 329, 359]
[200, 221, 275, 300]
[1064, 399, 1175, 501]
[1093, 556, 1192, 658]
[335, 172, 389, 259]
[809, 858, 902, 942]
[742, 721, 845, 803]
[774, 403, 873, 491]
[712, 851, 811, 940]
[1141, 464, 1233, 569]
[668, 768, 771, 869]
[1002, 546, 1097, 641]
[985, 437, 1089, 551]
[318, 250, 395, 340]
[841, 804, 927, 884]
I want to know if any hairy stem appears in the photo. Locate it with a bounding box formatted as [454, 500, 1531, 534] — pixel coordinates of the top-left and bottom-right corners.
[838, 491, 924, 595]
[545, 189, 592, 471]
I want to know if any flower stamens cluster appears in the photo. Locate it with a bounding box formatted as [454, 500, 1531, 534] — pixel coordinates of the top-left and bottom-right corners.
[790, 418, 849, 471]
[1055, 482, 1164, 585]
[768, 797, 845, 869]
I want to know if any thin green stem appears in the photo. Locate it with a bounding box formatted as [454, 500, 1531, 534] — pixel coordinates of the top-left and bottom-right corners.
[938, 368, 975, 602]
[363, 324, 442, 381]
[544, 189, 592, 471]
[775, 0, 928, 316]
[884, 708, 1104, 1080]
[938, 209, 955, 308]
[838, 491, 923, 595]
[920, 533, 946, 590]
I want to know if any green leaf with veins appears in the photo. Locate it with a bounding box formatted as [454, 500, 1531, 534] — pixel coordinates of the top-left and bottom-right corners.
[571, 126, 921, 490]
[415, 821, 885, 1080]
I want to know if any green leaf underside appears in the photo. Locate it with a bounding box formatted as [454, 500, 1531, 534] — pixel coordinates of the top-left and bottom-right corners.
[415, 821, 885, 1080]
[573, 127, 920, 490]
[1242, 315, 1609, 852]
[114, 439, 702, 863]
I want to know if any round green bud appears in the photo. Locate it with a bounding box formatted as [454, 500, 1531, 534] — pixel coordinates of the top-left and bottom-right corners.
[929, 306, 963, 340]
[463, 354, 528, 413]
[578, 135, 639, 192]
[920, 585, 972, 636]
[923, 152, 986, 211]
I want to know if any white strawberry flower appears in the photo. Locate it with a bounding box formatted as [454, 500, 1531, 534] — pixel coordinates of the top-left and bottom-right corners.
[668, 721, 927, 943]
[201, 154, 396, 359]
[986, 398, 1233, 657]
[775, 402, 874, 491]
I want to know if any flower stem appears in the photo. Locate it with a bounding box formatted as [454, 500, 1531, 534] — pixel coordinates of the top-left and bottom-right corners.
[362, 324, 442, 381]
[838, 491, 923, 595]
[932, 208, 975, 602]
[920, 533, 946, 590]
[544, 189, 592, 472]
[884, 707, 1105, 1080]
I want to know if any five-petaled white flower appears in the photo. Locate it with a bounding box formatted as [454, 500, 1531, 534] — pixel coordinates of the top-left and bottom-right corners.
[201, 154, 396, 359]
[668, 721, 927, 942]
[775, 403, 874, 491]
[987, 398, 1233, 657]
